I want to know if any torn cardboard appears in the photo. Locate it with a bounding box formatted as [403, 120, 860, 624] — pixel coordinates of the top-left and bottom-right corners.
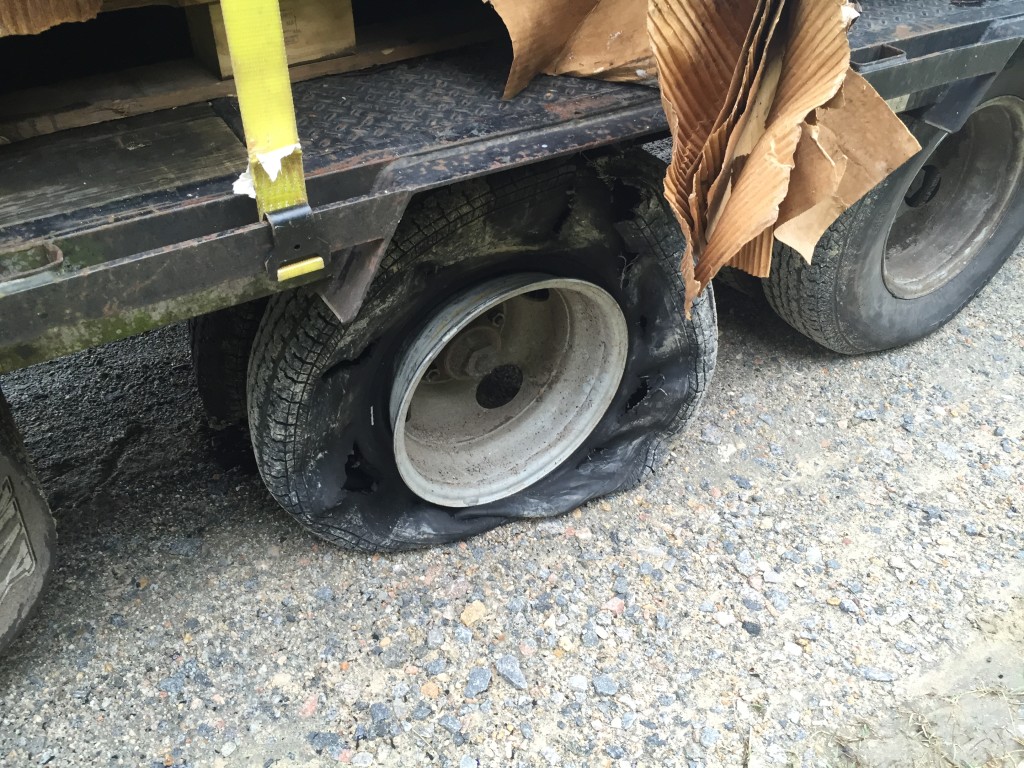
[487, 0, 918, 311]
[548, 0, 655, 83]
[487, 0, 655, 98]
[773, 70, 921, 262]
[694, 0, 855, 289]
[0, 0, 101, 36]
[646, 0, 920, 312]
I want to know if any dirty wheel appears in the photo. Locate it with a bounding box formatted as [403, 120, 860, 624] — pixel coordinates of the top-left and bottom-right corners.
[0, 391, 55, 654]
[247, 151, 717, 551]
[764, 73, 1024, 354]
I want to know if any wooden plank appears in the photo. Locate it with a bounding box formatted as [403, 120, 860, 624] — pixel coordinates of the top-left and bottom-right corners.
[0, 106, 246, 229]
[185, 5, 222, 77]
[102, 0, 213, 10]
[190, 0, 356, 78]
[0, 60, 231, 143]
[0, 21, 496, 144]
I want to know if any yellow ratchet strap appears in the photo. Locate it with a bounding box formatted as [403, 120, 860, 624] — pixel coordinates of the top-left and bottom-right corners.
[220, 0, 308, 219]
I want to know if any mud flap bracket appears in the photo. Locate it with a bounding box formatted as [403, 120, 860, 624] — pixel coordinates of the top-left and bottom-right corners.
[316, 191, 414, 323]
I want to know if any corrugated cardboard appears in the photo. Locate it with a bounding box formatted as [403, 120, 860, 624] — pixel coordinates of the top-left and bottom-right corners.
[487, 0, 601, 98]
[694, 0, 854, 289]
[773, 70, 921, 262]
[645, 0, 766, 298]
[646, 0, 920, 311]
[488, 0, 918, 311]
[0, 0, 101, 36]
[488, 0, 655, 98]
[547, 0, 654, 84]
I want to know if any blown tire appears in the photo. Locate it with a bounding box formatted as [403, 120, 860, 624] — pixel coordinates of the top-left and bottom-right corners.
[247, 152, 717, 551]
[0, 391, 55, 654]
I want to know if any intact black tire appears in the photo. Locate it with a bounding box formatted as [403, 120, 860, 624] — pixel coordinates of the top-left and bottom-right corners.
[0, 391, 55, 654]
[764, 67, 1024, 354]
[189, 300, 267, 465]
[715, 266, 765, 300]
[247, 151, 717, 552]
[190, 300, 267, 430]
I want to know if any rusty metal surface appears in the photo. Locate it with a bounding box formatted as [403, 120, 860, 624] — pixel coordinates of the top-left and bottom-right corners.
[0, 50, 657, 253]
[217, 51, 659, 177]
[851, 0, 1024, 99]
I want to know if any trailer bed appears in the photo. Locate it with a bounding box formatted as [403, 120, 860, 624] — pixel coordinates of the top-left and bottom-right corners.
[1, 1, 1023, 372]
[0, 51, 657, 251]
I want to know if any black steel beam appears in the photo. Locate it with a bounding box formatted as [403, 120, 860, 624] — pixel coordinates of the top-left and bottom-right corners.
[0, 97, 666, 372]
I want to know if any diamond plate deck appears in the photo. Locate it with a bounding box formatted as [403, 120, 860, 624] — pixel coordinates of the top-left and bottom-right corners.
[217, 51, 657, 176]
[852, 0, 1024, 48]
[4, 10, 1022, 251]
[0, 50, 657, 251]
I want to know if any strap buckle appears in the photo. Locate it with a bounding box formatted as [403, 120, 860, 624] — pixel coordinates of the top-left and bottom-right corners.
[266, 204, 331, 282]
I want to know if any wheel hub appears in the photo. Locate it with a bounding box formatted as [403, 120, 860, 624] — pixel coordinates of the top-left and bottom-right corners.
[389, 274, 628, 508]
[883, 95, 1024, 299]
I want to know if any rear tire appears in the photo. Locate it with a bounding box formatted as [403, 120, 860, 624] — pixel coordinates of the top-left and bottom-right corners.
[247, 152, 717, 551]
[0, 391, 55, 654]
[189, 300, 267, 465]
[715, 266, 764, 300]
[764, 70, 1024, 354]
[190, 300, 267, 430]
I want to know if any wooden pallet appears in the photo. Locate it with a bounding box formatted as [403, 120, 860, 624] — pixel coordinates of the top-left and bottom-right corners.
[186, 0, 356, 79]
[0, 15, 497, 144]
[0, 105, 246, 230]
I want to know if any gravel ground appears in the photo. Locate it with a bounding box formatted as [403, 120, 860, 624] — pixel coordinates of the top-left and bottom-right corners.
[1, 245, 1022, 768]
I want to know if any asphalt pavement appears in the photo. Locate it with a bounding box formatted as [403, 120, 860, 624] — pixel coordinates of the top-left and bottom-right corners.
[1, 246, 1021, 767]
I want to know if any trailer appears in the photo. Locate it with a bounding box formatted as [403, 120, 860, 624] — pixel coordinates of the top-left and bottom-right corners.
[2, 0, 1023, 651]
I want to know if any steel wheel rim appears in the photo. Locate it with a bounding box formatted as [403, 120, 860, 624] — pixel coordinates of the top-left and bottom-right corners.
[390, 274, 629, 508]
[883, 95, 1024, 299]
